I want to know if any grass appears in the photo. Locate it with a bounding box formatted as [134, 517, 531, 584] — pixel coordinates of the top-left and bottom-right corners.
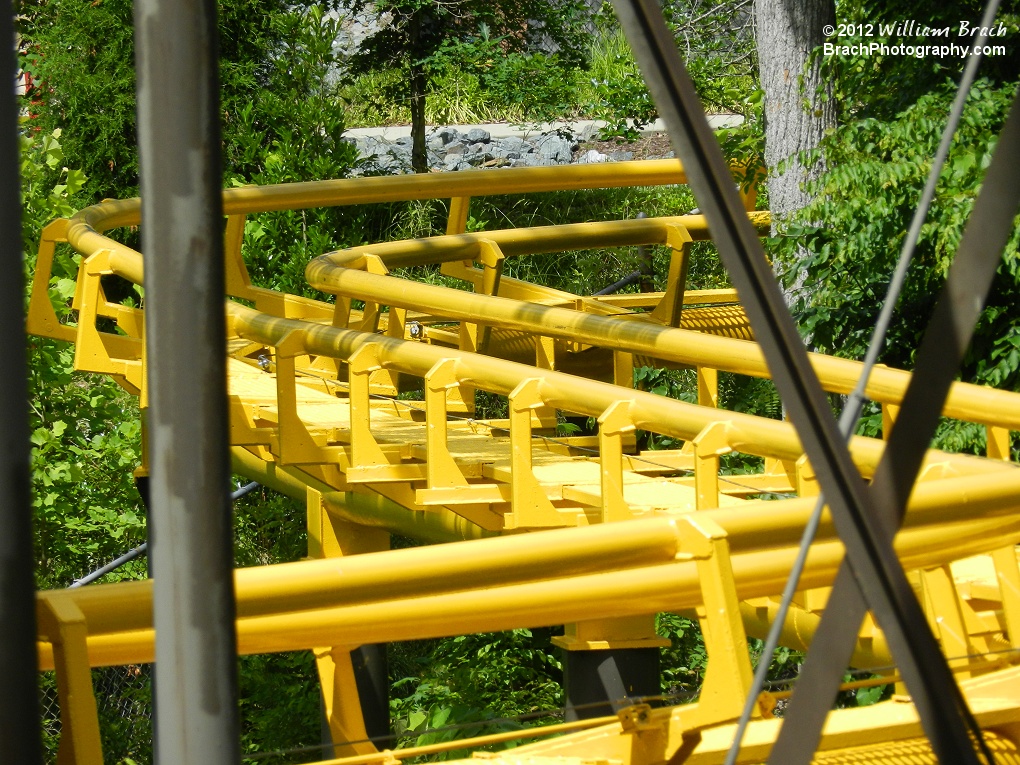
[337, 26, 756, 132]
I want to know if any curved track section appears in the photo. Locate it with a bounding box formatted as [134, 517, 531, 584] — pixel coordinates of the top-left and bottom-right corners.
[27, 160, 1020, 764]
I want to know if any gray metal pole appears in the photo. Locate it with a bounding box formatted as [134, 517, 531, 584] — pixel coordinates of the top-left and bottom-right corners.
[133, 0, 240, 761]
[0, 2, 44, 761]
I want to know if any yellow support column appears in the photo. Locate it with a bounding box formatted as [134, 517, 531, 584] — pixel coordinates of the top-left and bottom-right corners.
[308, 487, 392, 757]
[37, 594, 103, 765]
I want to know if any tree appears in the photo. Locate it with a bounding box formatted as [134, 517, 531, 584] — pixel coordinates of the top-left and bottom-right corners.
[347, 0, 589, 173]
[753, 0, 836, 238]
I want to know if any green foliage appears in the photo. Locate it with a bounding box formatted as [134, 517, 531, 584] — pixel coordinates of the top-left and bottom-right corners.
[576, 1, 757, 140]
[433, 40, 583, 124]
[19, 128, 144, 589]
[18, 0, 139, 198]
[28, 343, 146, 588]
[239, 652, 322, 764]
[226, 5, 364, 297]
[720, 374, 782, 420]
[390, 630, 563, 758]
[468, 184, 700, 297]
[232, 487, 308, 567]
[826, 1, 1020, 121]
[348, 0, 589, 79]
[777, 79, 1020, 398]
[18, 0, 351, 200]
[18, 129, 87, 244]
[584, 27, 657, 139]
[657, 613, 708, 700]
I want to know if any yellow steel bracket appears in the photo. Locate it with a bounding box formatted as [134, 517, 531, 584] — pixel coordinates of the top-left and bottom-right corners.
[992, 546, 1020, 653]
[920, 564, 980, 678]
[987, 424, 1012, 460]
[73, 248, 144, 394]
[37, 593, 104, 765]
[697, 366, 718, 409]
[360, 254, 403, 395]
[378, 305, 409, 395]
[356, 254, 389, 334]
[534, 336, 565, 389]
[439, 196, 475, 280]
[416, 358, 508, 506]
[598, 400, 637, 523]
[471, 239, 505, 354]
[614, 351, 634, 390]
[328, 253, 386, 333]
[332, 291, 354, 332]
[692, 422, 733, 510]
[476, 239, 505, 298]
[223, 213, 258, 302]
[528, 337, 560, 427]
[457, 239, 504, 357]
[446, 195, 471, 235]
[27, 218, 77, 343]
[349, 344, 390, 465]
[554, 615, 670, 652]
[794, 454, 818, 497]
[273, 330, 331, 466]
[674, 515, 757, 728]
[346, 346, 425, 484]
[505, 378, 562, 529]
[882, 401, 900, 440]
[650, 226, 693, 328]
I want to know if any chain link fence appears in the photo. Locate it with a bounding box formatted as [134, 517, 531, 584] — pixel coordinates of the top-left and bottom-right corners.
[40, 664, 153, 763]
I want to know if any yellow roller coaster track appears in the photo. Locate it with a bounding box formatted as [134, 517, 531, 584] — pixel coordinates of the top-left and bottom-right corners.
[28, 159, 1020, 764]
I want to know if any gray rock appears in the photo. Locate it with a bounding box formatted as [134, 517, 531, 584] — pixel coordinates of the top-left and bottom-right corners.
[358, 135, 383, 153]
[535, 134, 573, 163]
[431, 127, 460, 145]
[466, 151, 495, 166]
[514, 154, 544, 167]
[607, 151, 634, 162]
[466, 127, 491, 143]
[577, 149, 608, 164]
[500, 135, 526, 152]
[445, 140, 467, 155]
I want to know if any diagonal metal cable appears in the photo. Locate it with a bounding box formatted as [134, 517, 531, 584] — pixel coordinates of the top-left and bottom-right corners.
[726, 4, 1004, 761]
[67, 481, 260, 588]
[611, 0, 1000, 760]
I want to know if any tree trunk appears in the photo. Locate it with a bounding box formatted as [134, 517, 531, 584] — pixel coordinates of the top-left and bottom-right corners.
[754, 0, 835, 229]
[408, 12, 428, 174]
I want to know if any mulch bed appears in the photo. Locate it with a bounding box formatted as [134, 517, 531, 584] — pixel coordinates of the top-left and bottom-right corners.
[575, 131, 675, 161]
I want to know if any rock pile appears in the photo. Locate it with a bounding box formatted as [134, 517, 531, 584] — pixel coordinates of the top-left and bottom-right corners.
[348, 126, 648, 175]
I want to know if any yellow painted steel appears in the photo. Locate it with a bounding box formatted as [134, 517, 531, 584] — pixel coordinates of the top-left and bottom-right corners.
[24, 159, 1020, 764]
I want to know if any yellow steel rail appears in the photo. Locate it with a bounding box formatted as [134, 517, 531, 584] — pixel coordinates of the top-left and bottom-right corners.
[26, 160, 1020, 764]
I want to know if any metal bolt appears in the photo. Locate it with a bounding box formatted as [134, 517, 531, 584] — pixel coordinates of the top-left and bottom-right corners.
[407, 321, 424, 340]
[257, 354, 271, 371]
